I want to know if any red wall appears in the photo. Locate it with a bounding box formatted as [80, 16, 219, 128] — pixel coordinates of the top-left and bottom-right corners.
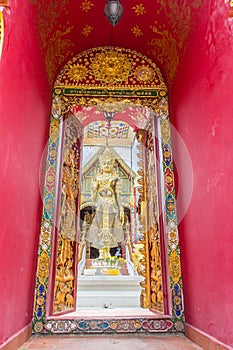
[170, 1, 233, 347]
[1, 0, 233, 347]
[0, 3, 51, 345]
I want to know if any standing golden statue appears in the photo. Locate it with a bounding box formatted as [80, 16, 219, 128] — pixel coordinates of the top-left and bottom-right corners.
[86, 148, 125, 259]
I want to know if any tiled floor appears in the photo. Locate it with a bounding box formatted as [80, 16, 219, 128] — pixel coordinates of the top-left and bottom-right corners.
[19, 334, 202, 350]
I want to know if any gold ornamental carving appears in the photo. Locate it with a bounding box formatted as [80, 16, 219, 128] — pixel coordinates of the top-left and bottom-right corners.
[135, 66, 155, 82]
[55, 47, 166, 89]
[40, 221, 51, 251]
[160, 119, 170, 142]
[50, 120, 60, 142]
[169, 250, 181, 284]
[147, 124, 163, 312]
[53, 116, 82, 313]
[133, 122, 164, 312]
[53, 238, 75, 312]
[149, 226, 163, 311]
[93, 98, 131, 114]
[89, 50, 133, 85]
[67, 64, 88, 83]
[59, 149, 79, 241]
[135, 128, 151, 309]
[62, 95, 162, 116]
[38, 251, 50, 284]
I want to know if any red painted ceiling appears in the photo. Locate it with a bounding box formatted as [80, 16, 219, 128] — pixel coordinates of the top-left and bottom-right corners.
[33, 0, 205, 86]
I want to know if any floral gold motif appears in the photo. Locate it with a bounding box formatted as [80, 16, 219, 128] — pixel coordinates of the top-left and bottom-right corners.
[34, 321, 44, 333]
[170, 250, 181, 283]
[94, 99, 131, 114]
[174, 321, 184, 332]
[45, 26, 74, 85]
[81, 25, 93, 37]
[46, 167, 56, 192]
[38, 251, 50, 284]
[135, 66, 155, 82]
[160, 119, 170, 142]
[131, 25, 143, 37]
[159, 98, 169, 117]
[55, 47, 166, 88]
[35, 0, 72, 85]
[50, 118, 60, 141]
[148, 28, 179, 85]
[80, 0, 94, 12]
[67, 64, 88, 83]
[89, 50, 133, 85]
[147, 0, 201, 85]
[169, 230, 178, 250]
[164, 167, 174, 193]
[132, 4, 146, 16]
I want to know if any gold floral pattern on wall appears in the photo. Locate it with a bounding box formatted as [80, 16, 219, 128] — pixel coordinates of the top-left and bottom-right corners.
[30, 0, 203, 86]
[45, 26, 75, 84]
[132, 4, 147, 16]
[147, 0, 202, 84]
[81, 24, 93, 36]
[80, 0, 94, 12]
[131, 25, 143, 37]
[30, 0, 74, 85]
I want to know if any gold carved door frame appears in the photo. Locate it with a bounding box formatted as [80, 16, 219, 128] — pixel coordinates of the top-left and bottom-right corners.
[33, 47, 184, 334]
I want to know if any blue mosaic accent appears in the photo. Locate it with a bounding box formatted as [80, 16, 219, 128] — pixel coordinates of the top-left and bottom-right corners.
[48, 142, 57, 165]
[172, 284, 183, 318]
[166, 194, 175, 220]
[162, 143, 171, 166]
[44, 193, 54, 220]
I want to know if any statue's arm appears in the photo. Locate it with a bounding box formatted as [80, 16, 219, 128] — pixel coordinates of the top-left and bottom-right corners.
[115, 178, 124, 223]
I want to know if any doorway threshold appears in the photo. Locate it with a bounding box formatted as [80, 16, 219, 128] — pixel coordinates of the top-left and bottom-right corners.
[51, 307, 167, 319]
[44, 309, 175, 334]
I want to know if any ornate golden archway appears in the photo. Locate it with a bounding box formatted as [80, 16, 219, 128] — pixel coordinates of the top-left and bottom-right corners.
[33, 47, 184, 334]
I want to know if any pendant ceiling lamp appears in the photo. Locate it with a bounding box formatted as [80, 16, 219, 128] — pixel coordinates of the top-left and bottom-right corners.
[104, 0, 124, 27]
[103, 111, 115, 126]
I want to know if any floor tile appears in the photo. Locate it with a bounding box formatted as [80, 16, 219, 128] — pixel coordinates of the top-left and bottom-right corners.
[19, 334, 202, 350]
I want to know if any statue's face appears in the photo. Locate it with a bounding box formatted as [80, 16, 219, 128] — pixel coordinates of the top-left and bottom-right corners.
[101, 159, 114, 173]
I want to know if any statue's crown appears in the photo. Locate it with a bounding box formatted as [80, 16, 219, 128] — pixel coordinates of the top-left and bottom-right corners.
[99, 147, 115, 164]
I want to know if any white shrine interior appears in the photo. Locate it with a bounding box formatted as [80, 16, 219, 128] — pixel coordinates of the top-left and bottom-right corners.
[75, 120, 147, 313]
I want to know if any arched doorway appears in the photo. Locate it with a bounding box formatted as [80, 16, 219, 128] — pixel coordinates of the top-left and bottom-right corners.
[33, 47, 184, 334]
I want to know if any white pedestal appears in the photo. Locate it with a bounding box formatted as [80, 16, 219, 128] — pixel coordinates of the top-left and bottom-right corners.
[77, 275, 143, 308]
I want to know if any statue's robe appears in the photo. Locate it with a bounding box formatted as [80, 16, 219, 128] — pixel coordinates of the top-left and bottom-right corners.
[87, 175, 124, 249]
